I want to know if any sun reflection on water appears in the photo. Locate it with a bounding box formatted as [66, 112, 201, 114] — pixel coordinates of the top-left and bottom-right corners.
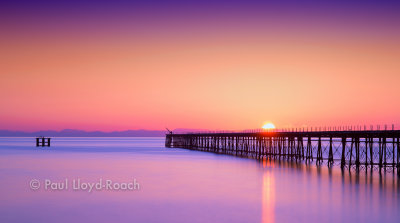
[262, 159, 275, 223]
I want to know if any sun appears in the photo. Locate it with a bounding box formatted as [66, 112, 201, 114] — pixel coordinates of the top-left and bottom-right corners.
[262, 123, 276, 130]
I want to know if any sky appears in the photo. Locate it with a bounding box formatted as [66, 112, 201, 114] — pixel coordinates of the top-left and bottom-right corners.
[1, 0, 400, 131]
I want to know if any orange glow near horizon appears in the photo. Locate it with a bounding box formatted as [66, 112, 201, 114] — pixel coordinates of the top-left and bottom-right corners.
[1, 34, 399, 131]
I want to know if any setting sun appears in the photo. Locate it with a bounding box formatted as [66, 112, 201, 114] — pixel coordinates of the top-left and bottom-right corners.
[262, 123, 276, 130]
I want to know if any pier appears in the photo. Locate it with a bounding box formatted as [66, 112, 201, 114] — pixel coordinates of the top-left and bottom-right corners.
[165, 129, 400, 172]
[36, 137, 51, 147]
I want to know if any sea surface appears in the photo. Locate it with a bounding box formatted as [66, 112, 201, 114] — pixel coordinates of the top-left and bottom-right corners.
[0, 137, 399, 223]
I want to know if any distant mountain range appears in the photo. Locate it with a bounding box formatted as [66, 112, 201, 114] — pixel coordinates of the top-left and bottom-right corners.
[0, 128, 207, 137]
[0, 129, 167, 137]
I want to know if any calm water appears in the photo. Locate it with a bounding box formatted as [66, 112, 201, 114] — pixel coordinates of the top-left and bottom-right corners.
[0, 137, 399, 223]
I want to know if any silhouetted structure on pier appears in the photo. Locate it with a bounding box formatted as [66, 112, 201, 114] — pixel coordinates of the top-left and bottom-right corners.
[36, 137, 51, 147]
[165, 130, 400, 172]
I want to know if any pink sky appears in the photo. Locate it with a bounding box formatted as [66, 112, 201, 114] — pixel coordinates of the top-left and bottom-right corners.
[1, 1, 400, 131]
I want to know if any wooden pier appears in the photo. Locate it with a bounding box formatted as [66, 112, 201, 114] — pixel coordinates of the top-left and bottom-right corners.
[36, 137, 51, 147]
[165, 130, 400, 172]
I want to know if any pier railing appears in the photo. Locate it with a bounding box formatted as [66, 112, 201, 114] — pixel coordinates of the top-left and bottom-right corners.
[165, 130, 400, 172]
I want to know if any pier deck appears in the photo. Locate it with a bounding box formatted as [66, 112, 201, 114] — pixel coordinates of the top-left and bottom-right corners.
[165, 130, 400, 171]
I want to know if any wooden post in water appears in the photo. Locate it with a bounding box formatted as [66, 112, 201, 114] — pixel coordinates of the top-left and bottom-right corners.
[317, 137, 322, 164]
[328, 137, 333, 166]
[369, 137, 374, 166]
[355, 137, 360, 170]
[397, 137, 400, 174]
[379, 138, 383, 169]
[36, 137, 51, 147]
[341, 137, 346, 168]
[365, 138, 368, 168]
[349, 138, 354, 167]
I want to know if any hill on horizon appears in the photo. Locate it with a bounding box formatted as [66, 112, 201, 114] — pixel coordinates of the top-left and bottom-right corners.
[0, 129, 166, 137]
[0, 128, 210, 137]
